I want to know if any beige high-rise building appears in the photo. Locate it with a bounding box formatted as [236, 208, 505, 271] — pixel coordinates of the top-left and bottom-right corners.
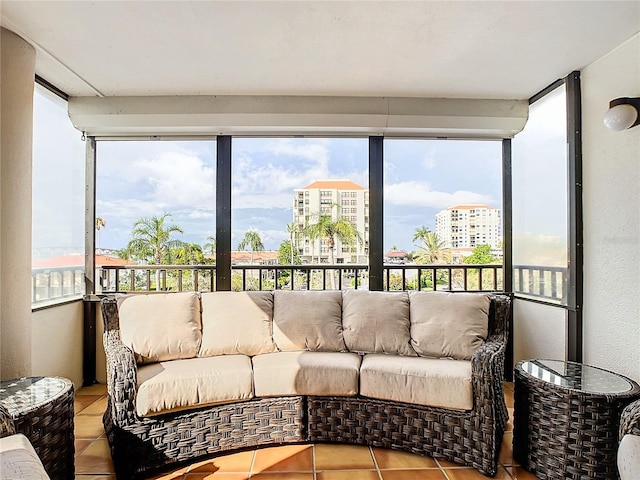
[293, 180, 369, 264]
[436, 205, 502, 253]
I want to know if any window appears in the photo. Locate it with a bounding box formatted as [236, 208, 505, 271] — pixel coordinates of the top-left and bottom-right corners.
[32, 85, 85, 306]
[512, 85, 568, 304]
[96, 140, 216, 292]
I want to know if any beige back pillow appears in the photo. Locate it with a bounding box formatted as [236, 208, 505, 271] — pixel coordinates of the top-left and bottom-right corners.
[199, 291, 275, 357]
[409, 291, 490, 360]
[273, 290, 345, 352]
[342, 290, 415, 356]
[117, 292, 202, 364]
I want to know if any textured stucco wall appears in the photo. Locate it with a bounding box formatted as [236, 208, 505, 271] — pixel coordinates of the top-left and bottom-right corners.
[513, 299, 566, 367]
[581, 33, 640, 383]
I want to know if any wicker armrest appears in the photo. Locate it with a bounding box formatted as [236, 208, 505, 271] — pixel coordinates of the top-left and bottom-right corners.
[0, 403, 16, 438]
[101, 298, 138, 426]
[620, 398, 640, 439]
[471, 333, 508, 426]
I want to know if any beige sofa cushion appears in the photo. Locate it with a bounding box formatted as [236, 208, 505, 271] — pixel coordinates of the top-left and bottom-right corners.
[252, 351, 361, 397]
[117, 292, 202, 364]
[273, 290, 346, 352]
[409, 291, 490, 360]
[342, 290, 415, 356]
[0, 433, 50, 480]
[360, 354, 473, 410]
[199, 291, 275, 357]
[136, 355, 254, 417]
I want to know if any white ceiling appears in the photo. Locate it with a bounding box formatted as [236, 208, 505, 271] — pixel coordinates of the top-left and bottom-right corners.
[1, 1, 639, 100]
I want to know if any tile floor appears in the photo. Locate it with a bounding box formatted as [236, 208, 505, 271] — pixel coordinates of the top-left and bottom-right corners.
[74, 382, 537, 480]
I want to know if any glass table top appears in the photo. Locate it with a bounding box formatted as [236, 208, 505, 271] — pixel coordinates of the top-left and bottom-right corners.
[0, 376, 70, 413]
[521, 359, 634, 394]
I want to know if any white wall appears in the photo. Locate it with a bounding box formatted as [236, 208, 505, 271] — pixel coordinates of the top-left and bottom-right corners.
[32, 301, 84, 386]
[513, 299, 566, 366]
[582, 33, 640, 383]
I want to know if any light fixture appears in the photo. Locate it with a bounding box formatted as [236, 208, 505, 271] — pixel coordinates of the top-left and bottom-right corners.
[603, 97, 640, 131]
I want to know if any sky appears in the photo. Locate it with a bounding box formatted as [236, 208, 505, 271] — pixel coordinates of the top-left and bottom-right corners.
[93, 137, 502, 253]
[32, 84, 568, 265]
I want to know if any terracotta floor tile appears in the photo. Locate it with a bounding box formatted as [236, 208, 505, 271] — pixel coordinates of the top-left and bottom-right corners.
[442, 466, 511, 479]
[74, 476, 116, 479]
[75, 414, 106, 439]
[505, 408, 514, 433]
[380, 470, 447, 480]
[504, 386, 514, 409]
[82, 396, 108, 415]
[507, 466, 539, 479]
[75, 439, 115, 475]
[372, 448, 438, 469]
[434, 459, 465, 469]
[75, 395, 102, 414]
[252, 445, 313, 473]
[499, 432, 514, 466]
[75, 439, 94, 456]
[77, 384, 108, 396]
[187, 451, 255, 474]
[314, 444, 375, 470]
[183, 474, 249, 480]
[251, 473, 313, 480]
[316, 471, 379, 480]
[143, 467, 188, 480]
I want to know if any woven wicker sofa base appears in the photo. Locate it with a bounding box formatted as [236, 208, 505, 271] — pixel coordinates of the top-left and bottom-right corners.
[103, 396, 306, 479]
[104, 394, 504, 479]
[308, 396, 503, 477]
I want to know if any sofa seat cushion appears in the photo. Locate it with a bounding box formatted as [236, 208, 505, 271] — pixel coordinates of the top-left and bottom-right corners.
[273, 291, 346, 352]
[199, 291, 275, 357]
[409, 291, 490, 360]
[342, 290, 415, 356]
[117, 292, 202, 364]
[360, 354, 473, 410]
[0, 433, 50, 480]
[136, 355, 254, 417]
[253, 351, 361, 397]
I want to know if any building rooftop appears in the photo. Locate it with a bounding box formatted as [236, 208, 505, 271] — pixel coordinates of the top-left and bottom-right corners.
[302, 180, 366, 191]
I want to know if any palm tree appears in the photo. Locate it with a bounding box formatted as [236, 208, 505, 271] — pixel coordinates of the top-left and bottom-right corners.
[204, 235, 216, 256]
[286, 222, 303, 265]
[125, 213, 184, 290]
[174, 242, 206, 265]
[95, 217, 106, 250]
[308, 208, 362, 289]
[413, 225, 430, 245]
[413, 231, 450, 264]
[237, 230, 264, 264]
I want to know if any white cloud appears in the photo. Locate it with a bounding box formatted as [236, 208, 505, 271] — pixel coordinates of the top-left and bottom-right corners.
[385, 181, 493, 208]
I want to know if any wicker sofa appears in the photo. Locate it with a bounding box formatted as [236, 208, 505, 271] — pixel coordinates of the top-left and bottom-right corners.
[101, 290, 511, 479]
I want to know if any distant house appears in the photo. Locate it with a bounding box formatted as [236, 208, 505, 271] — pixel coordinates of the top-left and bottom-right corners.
[384, 250, 410, 265]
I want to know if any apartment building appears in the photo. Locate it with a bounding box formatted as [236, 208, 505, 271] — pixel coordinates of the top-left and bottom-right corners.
[436, 205, 502, 252]
[293, 180, 369, 264]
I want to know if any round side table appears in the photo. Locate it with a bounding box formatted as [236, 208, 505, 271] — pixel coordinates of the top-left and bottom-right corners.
[514, 359, 640, 480]
[0, 376, 75, 480]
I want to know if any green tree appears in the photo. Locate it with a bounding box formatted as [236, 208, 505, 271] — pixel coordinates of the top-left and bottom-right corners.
[463, 244, 499, 264]
[173, 242, 206, 265]
[238, 230, 264, 264]
[413, 225, 431, 244]
[278, 240, 301, 266]
[413, 231, 451, 264]
[204, 235, 216, 256]
[286, 222, 303, 265]
[124, 213, 184, 291]
[307, 208, 362, 289]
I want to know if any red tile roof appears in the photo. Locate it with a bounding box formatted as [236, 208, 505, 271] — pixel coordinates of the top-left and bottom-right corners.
[303, 180, 366, 190]
[33, 254, 133, 268]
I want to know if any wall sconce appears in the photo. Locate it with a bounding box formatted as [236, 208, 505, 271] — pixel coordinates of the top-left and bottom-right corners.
[603, 97, 640, 131]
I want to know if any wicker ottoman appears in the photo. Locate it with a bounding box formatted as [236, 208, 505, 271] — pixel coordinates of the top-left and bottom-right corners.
[514, 359, 640, 480]
[0, 376, 74, 480]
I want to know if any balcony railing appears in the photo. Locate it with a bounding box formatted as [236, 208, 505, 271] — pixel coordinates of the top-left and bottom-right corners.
[32, 263, 568, 304]
[32, 266, 84, 305]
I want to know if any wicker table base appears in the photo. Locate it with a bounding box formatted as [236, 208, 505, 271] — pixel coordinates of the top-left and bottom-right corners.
[0, 376, 75, 480]
[514, 360, 640, 480]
